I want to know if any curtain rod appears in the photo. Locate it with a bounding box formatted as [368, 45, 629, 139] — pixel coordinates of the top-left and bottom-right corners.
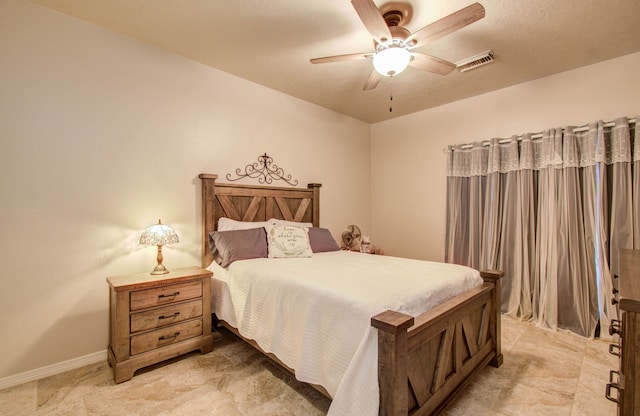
[447, 117, 636, 152]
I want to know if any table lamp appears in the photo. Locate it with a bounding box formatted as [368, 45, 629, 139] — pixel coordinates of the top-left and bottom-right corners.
[139, 219, 179, 275]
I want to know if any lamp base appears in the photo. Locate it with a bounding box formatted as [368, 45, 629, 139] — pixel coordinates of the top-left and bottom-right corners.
[150, 263, 170, 275]
[150, 244, 170, 275]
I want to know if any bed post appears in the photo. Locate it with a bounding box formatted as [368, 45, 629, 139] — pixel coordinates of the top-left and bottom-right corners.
[480, 269, 504, 367]
[307, 183, 321, 227]
[199, 173, 218, 268]
[371, 310, 415, 416]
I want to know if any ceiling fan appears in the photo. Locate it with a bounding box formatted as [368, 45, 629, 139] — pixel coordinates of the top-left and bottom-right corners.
[310, 0, 485, 90]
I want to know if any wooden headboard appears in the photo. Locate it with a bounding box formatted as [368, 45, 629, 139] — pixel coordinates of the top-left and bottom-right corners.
[199, 173, 322, 267]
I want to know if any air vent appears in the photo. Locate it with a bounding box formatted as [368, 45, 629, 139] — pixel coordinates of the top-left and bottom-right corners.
[456, 50, 494, 73]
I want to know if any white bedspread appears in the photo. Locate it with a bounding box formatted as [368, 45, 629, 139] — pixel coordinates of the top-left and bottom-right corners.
[207, 251, 482, 416]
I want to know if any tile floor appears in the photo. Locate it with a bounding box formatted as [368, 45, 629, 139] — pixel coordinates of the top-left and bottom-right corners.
[0, 316, 618, 415]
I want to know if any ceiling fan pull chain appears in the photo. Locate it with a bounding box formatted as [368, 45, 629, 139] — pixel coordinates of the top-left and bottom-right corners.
[389, 76, 393, 112]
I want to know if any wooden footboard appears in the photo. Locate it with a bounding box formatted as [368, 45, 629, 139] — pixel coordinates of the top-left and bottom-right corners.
[372, 270, 503, 416]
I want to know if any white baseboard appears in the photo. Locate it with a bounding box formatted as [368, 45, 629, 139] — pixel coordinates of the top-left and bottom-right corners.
[0, 350, 107, 390]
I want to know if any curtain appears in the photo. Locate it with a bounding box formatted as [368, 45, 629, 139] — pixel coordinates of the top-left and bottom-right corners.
[445, 117, 637, 338]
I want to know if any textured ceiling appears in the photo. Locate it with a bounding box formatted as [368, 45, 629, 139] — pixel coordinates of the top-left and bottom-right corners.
[30, 0, 640, 123]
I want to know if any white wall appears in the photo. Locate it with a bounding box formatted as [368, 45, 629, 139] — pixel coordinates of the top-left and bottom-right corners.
[371, 51, 640, 261]
[0, 0, 370, 379]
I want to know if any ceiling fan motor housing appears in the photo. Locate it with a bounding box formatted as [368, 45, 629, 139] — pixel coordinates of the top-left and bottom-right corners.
[379, 4, 412, 45]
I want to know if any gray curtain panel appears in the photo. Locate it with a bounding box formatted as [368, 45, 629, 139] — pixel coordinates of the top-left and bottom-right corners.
[445, 117, 638, 338]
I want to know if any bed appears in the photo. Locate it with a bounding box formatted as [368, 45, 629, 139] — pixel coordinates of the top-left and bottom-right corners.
[199, 173, 503, 416]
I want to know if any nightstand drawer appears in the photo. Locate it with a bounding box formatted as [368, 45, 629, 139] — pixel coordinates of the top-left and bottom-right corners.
[130, 299, 203, 333]
[130, 280, 202, 311]
[130, 319, 203, 355]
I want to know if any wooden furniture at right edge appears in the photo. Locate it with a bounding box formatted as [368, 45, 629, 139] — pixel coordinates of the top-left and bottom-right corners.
[607, 249, 640, 415]
[199, 173, 503, 416]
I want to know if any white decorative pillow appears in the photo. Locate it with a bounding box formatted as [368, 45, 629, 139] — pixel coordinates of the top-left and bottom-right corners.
[218, 217, 276, 231]
[265, 224, 313, 258]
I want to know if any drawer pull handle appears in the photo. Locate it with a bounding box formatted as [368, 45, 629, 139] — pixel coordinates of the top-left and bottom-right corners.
[159, 332, 181, 341]
[158, 291, 180, 299]
[609, 343, 621, 357]
[612, 287, 619, 295]
[158, 312, 180, 320]
[609, 320, 622, 336]
[605, 382, 620, 404]
[609, 370, 620, 384]
[611, 297, 619, 305]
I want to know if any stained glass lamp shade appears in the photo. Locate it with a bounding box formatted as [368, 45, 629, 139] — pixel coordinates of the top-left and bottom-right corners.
[139, 219, 179, 275]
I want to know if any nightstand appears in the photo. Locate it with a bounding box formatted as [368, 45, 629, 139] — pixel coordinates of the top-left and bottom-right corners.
[107, 266, 213, 383]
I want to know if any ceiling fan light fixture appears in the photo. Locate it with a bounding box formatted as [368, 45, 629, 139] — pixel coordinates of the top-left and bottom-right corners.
[372, 45, 411, 77]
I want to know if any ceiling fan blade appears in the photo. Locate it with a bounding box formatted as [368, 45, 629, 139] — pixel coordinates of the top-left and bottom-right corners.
[310, 52, 373, 64]
[363, 70, 382, 90]
[406, 2, 485, 48]
[409, 53, 456, 75]
[351, 0, 392, 44]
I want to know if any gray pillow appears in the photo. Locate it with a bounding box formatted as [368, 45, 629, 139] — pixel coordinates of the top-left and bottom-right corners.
[308, 227, 340, 253]
[209, 227, 268, 267]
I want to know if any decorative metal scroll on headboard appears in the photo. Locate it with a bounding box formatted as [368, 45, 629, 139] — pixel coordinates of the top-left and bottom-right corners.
[226, 153, 299, 186]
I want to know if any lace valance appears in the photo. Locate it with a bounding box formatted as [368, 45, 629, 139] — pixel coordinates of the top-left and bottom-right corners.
[447, 117, 636, 178]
